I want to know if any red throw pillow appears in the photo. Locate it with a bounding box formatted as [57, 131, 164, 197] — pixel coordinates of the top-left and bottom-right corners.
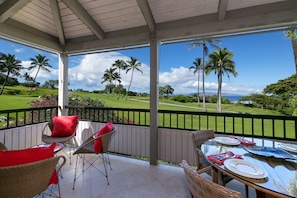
[51, 115, 79, 137]
[0, 142, 58, 185]
[94, 121, 113, 154]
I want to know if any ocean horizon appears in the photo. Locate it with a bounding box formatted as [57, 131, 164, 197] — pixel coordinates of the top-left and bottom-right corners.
[186, 93, 245, 102]
[222, 95, 245, 102]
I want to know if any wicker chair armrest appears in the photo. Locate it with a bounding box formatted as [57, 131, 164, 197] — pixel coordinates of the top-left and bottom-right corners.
[73, 137, 96, 153]
[41, 122, 53, 135]
[93, 129, 115, 140]
[197, 166, 213, 174]
[73, 128, 115, 154]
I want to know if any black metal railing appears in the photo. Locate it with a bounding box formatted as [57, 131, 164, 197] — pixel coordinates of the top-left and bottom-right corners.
[0, 106, 58, 129]
[1, 106, 297, 141]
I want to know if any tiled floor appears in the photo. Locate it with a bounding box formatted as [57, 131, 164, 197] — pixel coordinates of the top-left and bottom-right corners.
[42, 153, 256, 198]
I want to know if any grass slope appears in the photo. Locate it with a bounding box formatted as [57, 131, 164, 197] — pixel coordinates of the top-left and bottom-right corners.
[0, 86, 284, 116]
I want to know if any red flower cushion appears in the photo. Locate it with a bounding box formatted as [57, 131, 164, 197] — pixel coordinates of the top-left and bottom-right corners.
[0, 142, 58, 185]
[94, 121, 113, 154]
[51, 115, 79, 137]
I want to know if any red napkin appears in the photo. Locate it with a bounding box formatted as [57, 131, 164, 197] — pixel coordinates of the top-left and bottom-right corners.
[207, 151, 242, 165]
[229, 136, 256, 146]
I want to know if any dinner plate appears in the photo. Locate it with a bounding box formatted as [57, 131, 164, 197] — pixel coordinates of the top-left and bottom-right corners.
[224, 159, 268, 179]
[214, 137, 240, 145]
[279, 143, 297, 153]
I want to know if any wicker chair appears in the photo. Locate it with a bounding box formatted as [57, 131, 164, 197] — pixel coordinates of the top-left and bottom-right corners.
[181, 160, 242, 198]
[0, 156, 66, 198]
[42, 120, 78, 164]
[191, 130, 215, 170]
[0, 142, 7, 150]
[192, 130, 249, 197]
[72, 127, 116, 189]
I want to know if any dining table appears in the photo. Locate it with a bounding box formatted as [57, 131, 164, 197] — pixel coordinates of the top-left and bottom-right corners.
[201, 136, 297, 198]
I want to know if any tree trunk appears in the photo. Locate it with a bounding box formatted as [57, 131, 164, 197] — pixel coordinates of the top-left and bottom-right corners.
[125, 69, 134, 100]
[197, 69, 200, 106]
[202, 46, 206, 112]
[291, 39, 297, 73]
[29, 67, 40, 95]
[0, 74, 9, 95]
[118, 69, 121, 99]
[217, 74, 222, 113]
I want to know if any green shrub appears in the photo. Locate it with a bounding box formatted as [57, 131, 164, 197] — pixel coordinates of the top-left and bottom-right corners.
[171, 95, 195, 103]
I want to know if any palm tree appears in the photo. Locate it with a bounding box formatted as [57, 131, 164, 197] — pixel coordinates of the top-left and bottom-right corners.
[28, 54, 52, 95]
[23, 72, 33, 87]
[112, 59, 126, 99]
[101, 67, 120, 95]
[205, 48, 237, 113]
[189, 58, 202, 106]
[189, 38, 222, 111]
[125, 57, 142, 100]
[285, 28, 297, 73]
[0, 53, 23, 95]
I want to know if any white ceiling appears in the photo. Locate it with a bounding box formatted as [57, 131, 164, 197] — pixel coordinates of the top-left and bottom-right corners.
[0, 0, 296, 54]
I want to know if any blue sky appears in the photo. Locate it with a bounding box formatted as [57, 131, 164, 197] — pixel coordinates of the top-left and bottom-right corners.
[0, 30, 295, 96]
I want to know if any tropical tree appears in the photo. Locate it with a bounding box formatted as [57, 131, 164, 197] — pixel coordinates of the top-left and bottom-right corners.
[125, 57, 142, 100]
[285, 28, 297, 73]
[23, 72, 33, 87]
[28, 54, 52, 95]
[189, 58, 202, 106]
[101, 67, 120, 95]
[0, 53, 23, 95]
[189, 38, 222, 111]
[288, 96, 297, 116]
[42, 79, 59, 89]
[205, 48, 237, 112]
[163, 84, 174, 97]
[112, 59, 126, 99]
[114, 84, 126, 96]
[159, 86, 165, 99]
[263, 74, 297, 98]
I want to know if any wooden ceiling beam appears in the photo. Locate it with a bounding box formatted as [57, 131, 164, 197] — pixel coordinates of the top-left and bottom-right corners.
[49, 0, 65, 45]
[0, 0, 31, 23]
[62, 0, 105, 40]
[137, 0, 156, 32]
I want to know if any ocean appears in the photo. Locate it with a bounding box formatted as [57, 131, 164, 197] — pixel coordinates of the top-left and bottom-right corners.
[222, 96, 245, 103]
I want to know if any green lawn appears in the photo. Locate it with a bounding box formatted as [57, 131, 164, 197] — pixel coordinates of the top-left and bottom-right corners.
[0, 86, 293, 139]
[0, 86, 58, 110]
[0, 86, 285, 116]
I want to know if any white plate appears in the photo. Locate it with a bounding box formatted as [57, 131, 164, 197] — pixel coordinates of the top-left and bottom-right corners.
[224, 159, 268, 179]
[279, 143, 297, 153]
[214, 137, 240, 145]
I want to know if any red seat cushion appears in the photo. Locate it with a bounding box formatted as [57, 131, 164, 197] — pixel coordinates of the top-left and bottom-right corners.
[0, 142, 58, 185]
[51, 115, 79, 137]
[94, 121, 113, 154]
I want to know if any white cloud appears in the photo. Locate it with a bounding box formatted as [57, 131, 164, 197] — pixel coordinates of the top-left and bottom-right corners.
[14, 48, 24, 53]
[68, 52, 150, 92]
[20, 52, 263, 96]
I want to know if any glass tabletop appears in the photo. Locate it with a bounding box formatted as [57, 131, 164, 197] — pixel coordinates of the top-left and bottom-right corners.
[201, 137, 297, 198]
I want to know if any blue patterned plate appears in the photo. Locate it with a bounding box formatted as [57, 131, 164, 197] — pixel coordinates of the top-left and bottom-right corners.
[244, 146, 297, 160]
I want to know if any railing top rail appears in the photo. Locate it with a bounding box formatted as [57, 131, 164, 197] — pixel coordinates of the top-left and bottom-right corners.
[0, 106, 57, 113]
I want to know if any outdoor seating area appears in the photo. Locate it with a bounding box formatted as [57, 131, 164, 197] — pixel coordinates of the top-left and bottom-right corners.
[39, 151, 254, 198]
[0, 131, 254, 197]
[4, 120, 297, 197]
[1, 1, 297, 197]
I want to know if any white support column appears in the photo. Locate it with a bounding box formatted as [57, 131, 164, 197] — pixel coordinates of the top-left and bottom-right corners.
[149, 33, 159, 165]
[58, 52, 69, 116]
